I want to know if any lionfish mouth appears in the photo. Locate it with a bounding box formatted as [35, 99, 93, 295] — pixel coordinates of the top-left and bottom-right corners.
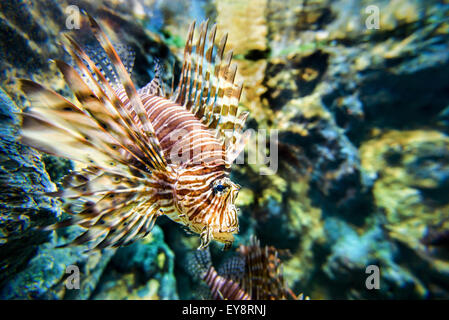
[219, 203, 239, 233]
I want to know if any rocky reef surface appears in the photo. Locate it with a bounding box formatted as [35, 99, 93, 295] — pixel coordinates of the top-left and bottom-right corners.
[1, 0, 449, 299]
[0, 0, 178, 299]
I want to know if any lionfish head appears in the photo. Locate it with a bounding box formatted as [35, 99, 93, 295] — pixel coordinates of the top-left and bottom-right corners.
[174, 170, 241, 249]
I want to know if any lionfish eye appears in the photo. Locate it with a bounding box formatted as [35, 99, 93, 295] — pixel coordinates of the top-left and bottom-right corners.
[214, 184, 226, 193]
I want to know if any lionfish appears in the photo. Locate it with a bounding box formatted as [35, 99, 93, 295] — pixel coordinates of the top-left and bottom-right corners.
[188, 236, 309, 300]
[18, 13, 250, 250]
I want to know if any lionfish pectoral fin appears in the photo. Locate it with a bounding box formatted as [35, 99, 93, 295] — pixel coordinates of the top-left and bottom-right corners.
[186, 246, 213, 280]
[60, 36, 167, 173]
[171, 20, 249, 163]
[198, 225, 213, 250]
[20, 12, 171, 249]
[67, 35, 136, 92]
[217, 255, 246, 281]
[85, 12, 167, 171]
[40, 169, 163, 250]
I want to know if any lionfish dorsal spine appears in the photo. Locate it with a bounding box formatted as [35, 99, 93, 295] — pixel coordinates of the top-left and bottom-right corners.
[86, 13, 167, 171]
[171, 19, 249, 166]
[62, 34, 158, 169]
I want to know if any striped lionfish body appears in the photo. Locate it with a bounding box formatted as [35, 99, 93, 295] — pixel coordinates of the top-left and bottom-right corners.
[19, 13, 250, 250]
[189, 236, 309, 300]
[189, 247, 250, 300]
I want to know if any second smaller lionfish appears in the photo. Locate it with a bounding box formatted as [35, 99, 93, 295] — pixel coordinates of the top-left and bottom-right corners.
[188, 236, 309, 300]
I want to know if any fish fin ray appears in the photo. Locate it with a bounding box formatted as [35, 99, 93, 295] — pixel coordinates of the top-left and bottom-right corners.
[171, 21, 249, 163]
[85, 13, 167, 171]
[44, 170, 163, 250]
[139, 60, 165, 97]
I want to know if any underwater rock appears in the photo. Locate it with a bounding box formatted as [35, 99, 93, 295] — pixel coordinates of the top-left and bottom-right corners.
[282, 85, 449, 299]
[215, 0, 268, 56]
[322, 217, 426, 299]
[0, 87, 59, 291]
[1, 0, 449, 301]
[0, 0, 179, 300]
[267, 0, 334, 58]
[0, 69, 116, 300]
[322, 0, 449, 138]
[0, 231, 115, 299]
[0, 86, 115, 299]
[210, 0, 449, 299]
[275, 93, 373, 223]
[91, 226, 178, 300]
[360, 130, 449, 255]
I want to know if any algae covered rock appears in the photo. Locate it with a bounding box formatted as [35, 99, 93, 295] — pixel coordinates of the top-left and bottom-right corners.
[91, 226, 178, 300]
[0, 87, 115, 300]
[361, 130, 449, 253]
[208, 0, 449, 299]
[322, 217, 426, 299]
[0, 87, 59, 292]
[0, 0, 179, 300]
